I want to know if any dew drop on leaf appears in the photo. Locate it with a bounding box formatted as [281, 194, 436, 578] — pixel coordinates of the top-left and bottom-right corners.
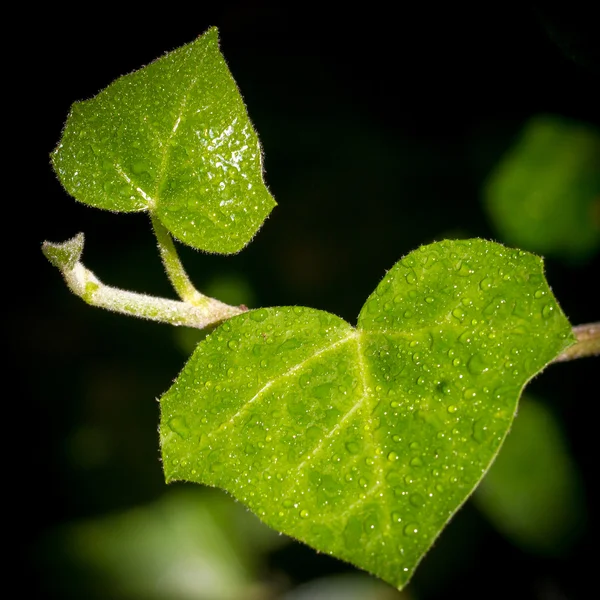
[542, 304, 554, 319]
[410, 493, 425, 508]
[467, 352, 487, 375]
[472, 418, 490, 443]
[345, 441, 361, 454]
[167, 416, 190, 438]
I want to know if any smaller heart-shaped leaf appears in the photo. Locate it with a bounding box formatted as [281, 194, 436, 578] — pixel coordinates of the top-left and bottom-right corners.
[160, 239, 573, 589]
[51, 28, 276, 254]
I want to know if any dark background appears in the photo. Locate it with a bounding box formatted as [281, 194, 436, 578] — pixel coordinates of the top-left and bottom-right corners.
[16, 2, 598, 599]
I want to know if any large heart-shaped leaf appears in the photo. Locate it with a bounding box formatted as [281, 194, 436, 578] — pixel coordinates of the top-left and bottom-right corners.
[51, 28, 276, 254]
[160, 239, 574, 589]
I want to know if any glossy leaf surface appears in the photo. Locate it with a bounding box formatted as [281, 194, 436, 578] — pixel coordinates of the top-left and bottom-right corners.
[51, 28, 276, 254]
[160, 239, 574, 589]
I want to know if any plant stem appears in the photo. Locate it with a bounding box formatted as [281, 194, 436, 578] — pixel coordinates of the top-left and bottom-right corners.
[151, 214, 215, 307]
[43, 234, 244, 329]
[553, 322, 600, 362]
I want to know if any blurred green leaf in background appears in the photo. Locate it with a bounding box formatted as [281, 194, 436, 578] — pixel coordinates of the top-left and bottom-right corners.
[474, 396, 587, 555]
[484, 115, 600, 262]
[36, 488, 285, 600]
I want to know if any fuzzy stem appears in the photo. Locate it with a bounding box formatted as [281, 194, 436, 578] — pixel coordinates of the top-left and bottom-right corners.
[150, 214, 216, 307]
[42, 234, 244, 329]
[553, 322, 600, 362]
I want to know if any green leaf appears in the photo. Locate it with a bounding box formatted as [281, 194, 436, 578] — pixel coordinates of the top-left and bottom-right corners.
[484, 115, 600, 261]
[51, 28, 276, 254]
[159, 239, 574, 590]
[474, 396, 586, 555]
[40, 488, 284, 599]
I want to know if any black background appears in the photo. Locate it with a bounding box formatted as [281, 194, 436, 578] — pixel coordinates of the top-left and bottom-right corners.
[15, 2, 598, 599]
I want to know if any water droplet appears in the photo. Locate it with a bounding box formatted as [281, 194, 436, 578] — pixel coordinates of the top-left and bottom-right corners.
[300, 509, 309, 518]
[452, 308, 465, 321]
[458, 329, 472, 344]
[168, 416, 190, 439]
[463, 388, 477, 400]
[403, 523, 419, 536]
[438, 381, 452, 395]
[377, 278, 392, 296]
[391, 511, 403, 524]
[403, 309, 413, 318]
[387, 451, 398, 461]
[250, 309, 268, 322]
[452, 358, 461, 367]
[534, 289, 546, 299]
[392, 434, 401, 442]
[365, 298, 379, 314]
[416, 376, 426, 386]
[394, 486, 406, 498]
[406, 271, 417, 285]
[447, 405, 458, 413]
[472, 418, 490, 443]
[364, 514, 379, 532]
[409, 493, 424, 507]
[409, 457, 423, 467]
[293, 306, 304, 314]
[425, 296, 435, 304]
[344, 517, 363, 546]
[484, 297, 506, 316]
[282, 499, 294, 508]
[345, 441, 360, 454]
[359, 477, 369, 488]
[467, 353, 487, 375]
[299, 373, 311, 388]
[542, 304, 554, 319]
[456, 262, 473, 277]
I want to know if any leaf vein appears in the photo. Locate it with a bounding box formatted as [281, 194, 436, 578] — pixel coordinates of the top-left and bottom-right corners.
[208, 331, 357, 444]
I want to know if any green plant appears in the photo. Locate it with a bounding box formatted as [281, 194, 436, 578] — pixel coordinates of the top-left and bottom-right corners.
[43, 28, 599, 591]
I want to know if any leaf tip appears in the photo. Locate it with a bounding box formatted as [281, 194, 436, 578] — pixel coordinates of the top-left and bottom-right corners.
[42, 232, 85, 270]
[201, 25, 220, 43]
